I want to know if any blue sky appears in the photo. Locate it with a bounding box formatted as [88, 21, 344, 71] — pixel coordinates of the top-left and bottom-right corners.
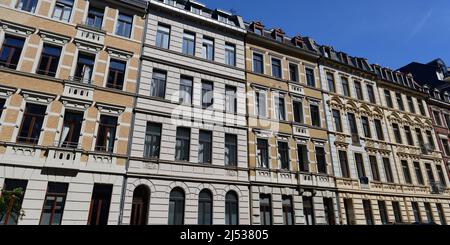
[200, 0, 450, 69]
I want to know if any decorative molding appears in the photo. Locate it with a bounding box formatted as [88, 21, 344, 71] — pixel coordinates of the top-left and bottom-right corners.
[0, 20, 35, 37]
[20, 90, 55, 105]
[38, 30, 71, 46]
[106, 47, 133, 60]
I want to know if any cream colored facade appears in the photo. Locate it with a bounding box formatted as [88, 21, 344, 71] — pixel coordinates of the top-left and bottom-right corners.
[245, 23, 337, 225]
[0, 0, 146, 225]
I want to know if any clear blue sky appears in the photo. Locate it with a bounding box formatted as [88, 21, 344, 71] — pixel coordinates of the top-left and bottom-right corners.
[201, 0, 450, 69]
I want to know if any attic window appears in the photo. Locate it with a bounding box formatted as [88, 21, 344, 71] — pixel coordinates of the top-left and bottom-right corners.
[341, 53, 348, 64]
[191, 6, 202, 15]
[252, 22, 264, 36]
[323, 47, 331, 58]
[434, 90, 441, 100]
[292, 37, 304, 48]
[273, 29, 285, 43]
[217, 14, 229, 24]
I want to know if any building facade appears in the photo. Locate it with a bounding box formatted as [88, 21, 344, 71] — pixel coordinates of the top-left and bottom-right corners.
[0, 0, 146, 225]
[245, 22, 337, 225]
[122, 0, 250, 225]
[400, 59, 450, 181]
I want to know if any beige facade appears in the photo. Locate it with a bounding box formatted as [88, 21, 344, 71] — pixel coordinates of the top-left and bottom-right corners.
[0, 0, 146, 225]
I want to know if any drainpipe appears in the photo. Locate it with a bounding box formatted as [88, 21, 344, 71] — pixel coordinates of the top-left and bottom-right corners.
[118, 2, 150, 225]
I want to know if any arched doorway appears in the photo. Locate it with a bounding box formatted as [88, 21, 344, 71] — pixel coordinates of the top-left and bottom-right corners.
[130, 185, 150, 225]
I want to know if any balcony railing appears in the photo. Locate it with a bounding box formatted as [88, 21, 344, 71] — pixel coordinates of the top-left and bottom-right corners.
[69, 76, 93, 85]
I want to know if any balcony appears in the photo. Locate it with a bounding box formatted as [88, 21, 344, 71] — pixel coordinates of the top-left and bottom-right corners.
[298, 173, 335, 188]
[62, 83, 94, 101]
[289, 84, 305, 96]
[75, 23, 105, 47]
[293, 125, 309, 137]
[45, 146, 82, 171]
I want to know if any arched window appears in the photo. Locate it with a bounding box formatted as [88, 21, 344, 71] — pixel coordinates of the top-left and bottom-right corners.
[225, 191, 238, 225]
[130, 185, 150, 225]
[168, 188, 185, 225]
[198, 189, 213, 225]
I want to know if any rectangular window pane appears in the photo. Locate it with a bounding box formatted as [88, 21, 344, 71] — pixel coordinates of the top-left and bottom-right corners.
[40, 182, 69, 225]
[74, 52, 95, 83]
[374, 119, 384, 141]
[344, 198, 355, 225]
[257, 139, 269, 168]
[156, 24, 170, 49]
[86, 7, 104, 29]
[278, 141, 289, 170]
[369, 156, 380, 181]
[37, 44, 62, 77]
[354, 81, 363, 100]
[253, 53, 264, 74]
[323, 198, 336, 225]
[198, 130, 212, 164]
[0, 179, 28, 225]
[378, 201, 388, 225]
[414, 162, 425, 185]
[303, 196, 315, 225]
[144, 122, 162, 158]
[179, 77, 193, 105]
[225, 43, 236, 66]
[297, 144, 308, 172]
[293, 100, 304, 124]
[367, 84, 376, 103]
[182, 32, 195, 56]
[339, 151, 350, 178]
[201, 81, 214, 109]
[52, 0, 74, 22]
[175, 127, 190, 161]
[225, 86, 237, 114]
[290, 64, 299, 82]
[315, 146, 327, 174]
[255, 91, 266, 117]
[95, 115, 118, 152]
[306, 68, 315, 87]
[333, 109, 342, 132]
[327, 72, 335, 93]
[17, 104, 46, 144]
[87, 184, 113, 225]
[392, 201, 403, 223]
[202, 37, 214, 61]
[116, 13, 133, 38]
[59, 111, 83, 148]
[383, 158, 394, 183]
[282, 196, 294, 225]
[361, 116, 371, 138]
[310, 104, 320, 127]
[363, 200, 374, 225]
[271, 58, 282, 79]
[384, 90, 393, 108]
[260, 194, 272, 225]
[225, 134, 237, 166]
[0, 36, 25, 69]
[107, 59, 126, 90]
[412, 202, 422, 223]
[150, 70, 167, 98]
[16, 0, 38, 13]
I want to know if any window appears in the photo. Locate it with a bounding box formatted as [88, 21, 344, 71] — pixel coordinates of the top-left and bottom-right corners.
[168, 188, 185, 225]
[182, 31, 195, 56]
[86, 6, 104, 29]
[355, 153, 367, 183]
[175, 127, 190, 162]
[37, 44, 61, 77]
[198, 190, 213, 225]
[201, 81, 214, 109]
[326, 72, 336, 93]
[339, 151, 350, 178]
[255, 90, 266, 117]
[434, 111, 442, 126]
[278, 141, 289, 170]
[190, 5, 201, 14]
[225, 191, 238, 225]
[392, 123, 402, 144]
[225, 43, 236, 66]
[436, 165, 447, 187]
[59, 111, 83, 148]
[0, 179, 27, 225]
[16, 0, 38, 12]
[384, 90, 393, 108]
[297, 144, 308, 172]
[275, 96, 286, 120]
[52, 0, 74, 22]
[257, 139, 269, 168]
[392, 201, 402, 223]
[417, 99, 426, 116]
[305, 68, 315, 87]
[445, 114, 450, 129]
[363, 200, 374, 225]
[425, 163, 435, 183]
[74, 52, 95, 83]
[341, 77, 350, 97]
[369, 156, 380, 181]
[179, 76, 193, 105]
[315, 146, 327, 174]
[404, 126, 414, 146]
[282, 195, 294, 225]
[354, 81, 363, 100]
[225, 86, 237, 114]
[442, 139, 450, 156]
[407, 96, 415, 113]
[303, 196, 315, 225]
[378, 201, 388, 225]
[361, 116, 371, 138]
[150, 70, 166, 98]
[130, 185, 150, 225]
[374, 119, 384, 141]
[310, 104, 320, 127]
[416, 129, 425, 152]
[333, 110, 342, 132]
[39, 183, 68, 225]
[344, 199, 355, 225]
[0, 36, 25, 69]
[107, 59, 126, 90]
[436, 203, 446, 225]
[426, 131, 435, 150]
[253, 53, 264, 74]
[116, 13, 133, 38]
[348, 113, 359, 144]
[323, 198, 336, 225]
[424, 202, 434, 223]
[401, 161, 412, 184]
[414, 162, 425, 185]
[144, 122, 162, 158]
[198, 130, 212, 164]
[95, 115, 117, 152]
[87, 184, 112, 225]
[383, 158, 394, 183]
[202, 37, 214, 61]
[396, 93, 404, 111]
[271, 58, 282, 79]
[0, 99, 5, 118]
[260, 194, 272, 225]
[293, 100, 304, 124]
[17, 104, 46, 144]
[225, 134, 237, 166]
[156, 24, 170, 49]
[289, 64, 299, 82]
[367, 84, 376, 103]
[412, 202, 422, 223]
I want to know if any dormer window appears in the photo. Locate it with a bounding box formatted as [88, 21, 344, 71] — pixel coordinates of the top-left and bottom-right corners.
[251, 22, 265, 36]
[272, 29, 285, 43]
[323, 47, 331, 58]
[191, 6, 202, 15]
[341, 53, 348, 64]
[386, 71, 393, 81]
[443, 92, 449, 102]
[434, 90, 441, 100]
[292, 37, 304, 48]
